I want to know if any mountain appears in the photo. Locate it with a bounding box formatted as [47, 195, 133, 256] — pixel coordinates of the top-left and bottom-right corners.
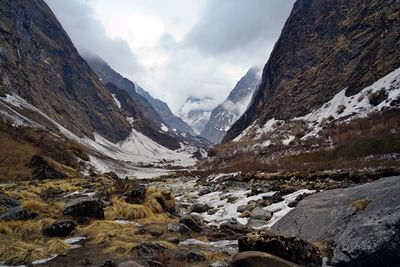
[0, 0, 131, 142]
[178, 96, 217, 134]
[135, 86, 196, 136]
[204, 0, 400, 173]
[0, 0, 204, 180]
[200, 68, 260, 143]
[224, 0, 400, 143]
[105, 83, 180, 150]
[85, 55, 196, 136]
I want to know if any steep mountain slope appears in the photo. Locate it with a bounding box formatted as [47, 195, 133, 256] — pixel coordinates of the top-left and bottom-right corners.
[179, 96, 217, 134]
[224, 0, 400, 142]
[0, 0, 131, 142]
[204, 0, 400, 173]
[105, 83, 180, 150]
[86, 55, 196, 136]
[200, 68, 260, 143]
[0, 0, 203, 179]
[135, 86, 196, 136]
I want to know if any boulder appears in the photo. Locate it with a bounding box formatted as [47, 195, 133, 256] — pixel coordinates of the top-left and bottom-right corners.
[238, 232, 322, 266]
[250, 207, 272, 221]
[132, 242, 167, 259]
[237, 202, 257, 213]
[62, 197, 104, 219]
[29, 155, 69, 180]
[231, 251, 300, 267]
[117, 261, 143, 267]
[179, 215, 203, 232]
[0, 194, 20, 209]
[220, 221, 250, 234]
[190, 203, 212, 213]
[198, 187, 212, 196]
[101, 260, 117, 267]
[209, 261, 230, 267]
[186, 251, 206, 262]
[146, 261, 166, 267]
[0, 207, 30, 221]
[272, 176, 400, 266]
[43, 220, 77, 237]
[124, 185, 146, 204]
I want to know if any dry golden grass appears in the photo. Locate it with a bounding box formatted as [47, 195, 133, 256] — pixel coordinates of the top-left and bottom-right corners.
[0, 238, 71, 265]
[0, 219, 71, 265]
[352, 199, 371, 212]
[105, 188, 176, 221]
[76, 220, 148, 255]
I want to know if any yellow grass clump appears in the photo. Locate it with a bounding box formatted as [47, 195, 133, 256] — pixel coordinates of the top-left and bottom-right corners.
[105, 188, 176, 221]
[352, 198, 371, 212]
[0, 238, 71, 265]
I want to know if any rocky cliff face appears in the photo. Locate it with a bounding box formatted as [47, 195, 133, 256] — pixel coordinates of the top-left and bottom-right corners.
[0, 0, 131, 142]
[201, 68, 260, 143]
[86, 55, 196, 136]
[224, 0, 400, 142]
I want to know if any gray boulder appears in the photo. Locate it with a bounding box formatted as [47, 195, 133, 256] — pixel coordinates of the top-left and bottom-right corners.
[0, 207, 29, 221]
[272, 176, 400, 266]
[62, 197, 104, 219]
[250, 206, 272, 221]
[190, 203, 212, 213]
[231, 251, 300, 267]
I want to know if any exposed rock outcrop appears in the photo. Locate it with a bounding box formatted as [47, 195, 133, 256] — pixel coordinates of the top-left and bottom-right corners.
[0, 0, 131, 142]
[225, 0, 400, 142]
[201, 67, 260, 143]
[272, 176, 400, 266]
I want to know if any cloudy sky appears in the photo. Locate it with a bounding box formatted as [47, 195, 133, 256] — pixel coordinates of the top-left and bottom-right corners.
[45, 0, 295, 113]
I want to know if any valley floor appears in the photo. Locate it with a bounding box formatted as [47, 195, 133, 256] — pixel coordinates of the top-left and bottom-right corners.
[1, 169, 398, 267]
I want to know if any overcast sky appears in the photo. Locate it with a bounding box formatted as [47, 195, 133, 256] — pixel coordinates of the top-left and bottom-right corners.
[45, 0, 295, 113]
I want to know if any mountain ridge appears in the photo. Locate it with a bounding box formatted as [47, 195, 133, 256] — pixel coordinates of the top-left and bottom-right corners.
[200, 67, 260, 143]
[224, 0, 400, 142]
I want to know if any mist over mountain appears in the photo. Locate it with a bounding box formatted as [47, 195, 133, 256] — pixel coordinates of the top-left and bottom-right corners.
[200, 67, 261, 143]
[1, 1, 399, 266]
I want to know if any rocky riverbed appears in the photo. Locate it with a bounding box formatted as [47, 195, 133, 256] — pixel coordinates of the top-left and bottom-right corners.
[0, 171, 399, 267]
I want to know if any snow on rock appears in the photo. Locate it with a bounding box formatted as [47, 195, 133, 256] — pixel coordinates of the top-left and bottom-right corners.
[111, 94, 121, 109]
[195, 187, 316, 229]
[197, 190, 275, 226]
[160, 123, 169, 132]
[0, 93, 197, 178]
[234, 67, 400, 143]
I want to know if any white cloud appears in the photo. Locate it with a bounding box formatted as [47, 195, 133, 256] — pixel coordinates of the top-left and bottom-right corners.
[45, 0, 294, 113]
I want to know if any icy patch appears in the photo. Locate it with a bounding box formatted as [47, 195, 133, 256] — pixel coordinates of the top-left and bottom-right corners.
[64, 236, 86, 244]
[297, 67, 400, 138]
[282, 135, 295, 145]
[160, 123, 169, 132]
[31, 255, 58, 265]
[111, 94, 121, 109]
[264, 189, 316, 228]
[197, 190, 275, 226]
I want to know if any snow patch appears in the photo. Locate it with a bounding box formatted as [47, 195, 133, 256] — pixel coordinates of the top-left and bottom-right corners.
[111, 94, 121, 109]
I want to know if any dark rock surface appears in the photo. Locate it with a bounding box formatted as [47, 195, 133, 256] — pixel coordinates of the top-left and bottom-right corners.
[62, 197, 104, 219]
[0, 207, 29, 221]
[238, 231, 322, 267]
[0, 0, 131, 142]
[86, 55, 196, 136]
[179, 215, 203, 233]
[272, 176, 400, 266]
[43, 220, 77, 237]
[225, 0, 400, 142]
[231, 251, 300, 267]
[124, 185, 147, 204]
